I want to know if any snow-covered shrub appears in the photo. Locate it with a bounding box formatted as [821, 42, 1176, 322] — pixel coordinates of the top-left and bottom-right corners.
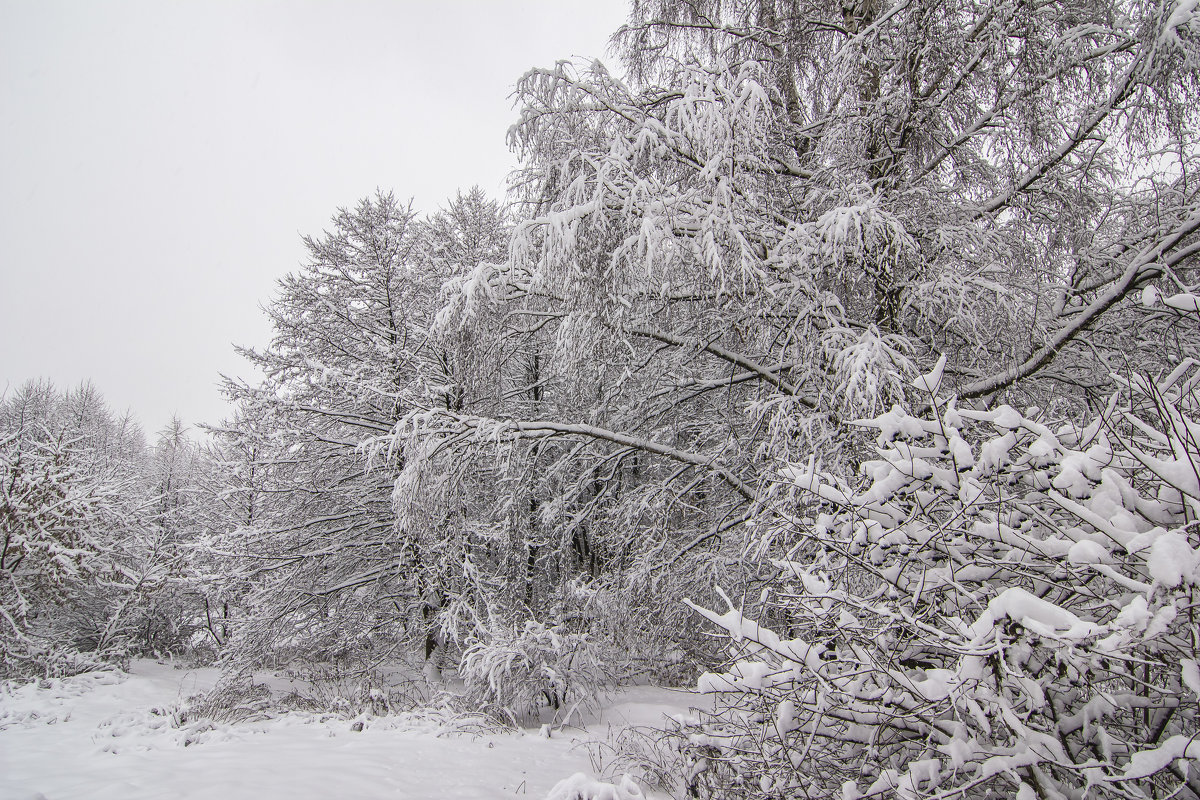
[680, 355, 1200, 798]
[554, 576, 714, 688]
[461, 620, 605, 724]
[543, 772, 645, 800]
[280, 660, 422, 717]
[602, 720, 697, 797]
[183, 677, 273, 724]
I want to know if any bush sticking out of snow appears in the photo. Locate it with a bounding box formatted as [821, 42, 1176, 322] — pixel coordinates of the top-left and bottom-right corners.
[600, 721, 694, 798]
[183, 676, 274, 725]
[543, 772, 645, 800]
[277, 660, 425, 718]
[461, 620, 606, 725]
[680, 358, 1200, 798]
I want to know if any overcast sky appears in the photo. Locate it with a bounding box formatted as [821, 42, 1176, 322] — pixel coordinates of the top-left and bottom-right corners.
[0, 0, 627, 437]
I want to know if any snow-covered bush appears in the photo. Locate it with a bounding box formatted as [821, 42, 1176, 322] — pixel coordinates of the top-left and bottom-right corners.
[461, 620, 605, 724]
[280, 660, 422, 717]
[681, 355, 1200, 798]
[601, 720, 699, 798]
[552, 575, 716, 688]
[183, 677, 274, 724]
[543, 772, 645, 800]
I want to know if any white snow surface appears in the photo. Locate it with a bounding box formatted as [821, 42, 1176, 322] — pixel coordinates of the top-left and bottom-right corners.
[0, 660, 691, 800]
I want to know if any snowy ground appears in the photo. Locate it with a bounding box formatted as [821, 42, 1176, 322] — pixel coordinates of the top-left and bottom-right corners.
[0, 661, 695, 800]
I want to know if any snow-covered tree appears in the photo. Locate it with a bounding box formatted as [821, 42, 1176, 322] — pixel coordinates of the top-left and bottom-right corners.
[0, 381, 153, 676]
[681, 338, 1200, 798]
[611, 0, 1200, 403]
[187, 408, 276, 653]
[103, 418, 206, 657]
[216, 189, 511, 670]
[409, 0, 1200, 683]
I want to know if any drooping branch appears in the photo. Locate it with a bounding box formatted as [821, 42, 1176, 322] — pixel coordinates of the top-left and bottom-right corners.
[424, 411, 758, 503]
[628, 326, 818, 408]
[959, 208, 1200, 400]
[976, 51, 1144, 218]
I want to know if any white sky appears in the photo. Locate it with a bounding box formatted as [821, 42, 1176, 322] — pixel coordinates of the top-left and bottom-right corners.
[0, 0, 628, 437]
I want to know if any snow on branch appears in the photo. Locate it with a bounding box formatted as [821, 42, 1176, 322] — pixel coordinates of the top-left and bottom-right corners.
[679, 357, 1200, 798]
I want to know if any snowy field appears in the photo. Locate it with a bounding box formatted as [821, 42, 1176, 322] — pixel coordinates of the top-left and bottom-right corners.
[0, 661, 693, 800]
